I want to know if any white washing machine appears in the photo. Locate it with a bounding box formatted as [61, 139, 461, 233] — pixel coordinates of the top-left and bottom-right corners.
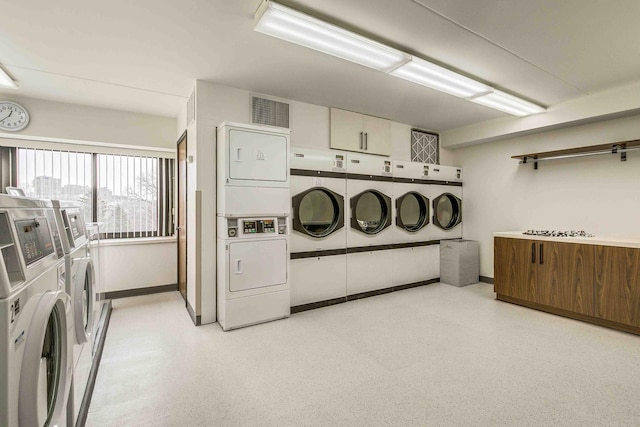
[217, 122, 291, 330]
[429, 165, 463, 240]
[290, 148, 347, 308]
[86, 222, 104, 356]
[0, 195, 73, 427]
[51, 200, 95, 426]
[391, 160, 440, 287]
[345, 153, 394, 296]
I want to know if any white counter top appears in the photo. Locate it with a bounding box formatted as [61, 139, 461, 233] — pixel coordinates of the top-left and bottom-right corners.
[494, 231, 640, 249]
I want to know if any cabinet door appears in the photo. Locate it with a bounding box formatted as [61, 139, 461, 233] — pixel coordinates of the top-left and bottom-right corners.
[594, 245, 640, 327]
[494, 238, 537, 300]
[362, 115, 391, 156]
[330, 108, 363, 152]
[537, 242, 595, 315]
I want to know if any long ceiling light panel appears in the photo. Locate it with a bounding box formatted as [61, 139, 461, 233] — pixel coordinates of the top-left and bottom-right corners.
[470, 89, 546, 116]
[0, 65, 18, 89]
[253, 0, 546, 116]
[254, 1, 410, 72]
[389, 56, 491, 98]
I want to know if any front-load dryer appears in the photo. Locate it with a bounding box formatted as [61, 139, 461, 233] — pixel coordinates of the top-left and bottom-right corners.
[345, 153, 393, 296]
[51, 200, 95, 426]
[290, 148, 347, 307]
[391, 160, 439, 287]
[0, 195, 73, 427]
[429, 165, 463, 240]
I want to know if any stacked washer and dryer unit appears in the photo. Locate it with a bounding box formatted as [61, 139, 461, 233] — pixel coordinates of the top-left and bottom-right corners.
[0, 195, 73, 427]
[216, 122, 291, 331]
[51, 200, 97, 427]
[290, 150, 463, 310]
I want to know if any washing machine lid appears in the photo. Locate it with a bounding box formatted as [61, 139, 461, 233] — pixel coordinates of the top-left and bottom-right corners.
[350, 190, 392, 235]
[433, 193, 462, 230]
[395, 192, 430, 232]
[73, 257, 94, 345]
[292, 187, 344, 238]
[19, 290, 72, 427]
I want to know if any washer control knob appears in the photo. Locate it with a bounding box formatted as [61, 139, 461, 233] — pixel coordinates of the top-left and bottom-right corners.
[228, 228, 237, 237]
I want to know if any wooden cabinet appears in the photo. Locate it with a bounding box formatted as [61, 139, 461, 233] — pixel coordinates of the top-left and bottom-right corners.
[330, 108, 391, 156]
[494, 237, 640, 335]
[594, 246, 640, 328]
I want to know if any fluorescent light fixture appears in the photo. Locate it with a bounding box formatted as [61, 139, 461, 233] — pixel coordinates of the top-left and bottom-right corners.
[390, 56, 491, 98]
[0, 65, 18, 89]
[471, 89, 546, 116]
[254, 1, 410, 72]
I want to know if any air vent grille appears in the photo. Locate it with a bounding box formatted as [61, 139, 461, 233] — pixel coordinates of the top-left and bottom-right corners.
[251, 96, 290, 128]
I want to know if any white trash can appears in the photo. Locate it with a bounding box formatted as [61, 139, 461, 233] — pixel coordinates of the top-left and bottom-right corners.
[440, 240, 479, 287]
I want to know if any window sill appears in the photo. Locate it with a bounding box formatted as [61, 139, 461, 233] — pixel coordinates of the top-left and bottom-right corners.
[97, 236, 176, 247]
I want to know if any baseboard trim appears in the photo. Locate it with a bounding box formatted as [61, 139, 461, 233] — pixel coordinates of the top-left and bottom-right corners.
[479, 276, 494, 284]
[291, 278, 440, 314]
[104, 283, 177, 300]
[76, 300, 112, 427]
[187, 299, 201, 326]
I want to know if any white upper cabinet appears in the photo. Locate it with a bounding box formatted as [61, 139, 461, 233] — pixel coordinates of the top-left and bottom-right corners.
[330, 108, 392, 156]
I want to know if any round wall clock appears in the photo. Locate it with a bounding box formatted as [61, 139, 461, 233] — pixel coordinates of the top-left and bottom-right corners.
[0, 101, 29, 131]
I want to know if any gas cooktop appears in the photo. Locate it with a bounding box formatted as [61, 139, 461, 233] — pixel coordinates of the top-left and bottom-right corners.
[523, 230, 594, 238]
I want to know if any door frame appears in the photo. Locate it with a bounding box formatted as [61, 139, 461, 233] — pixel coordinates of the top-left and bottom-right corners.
[177, 131, 187, 303]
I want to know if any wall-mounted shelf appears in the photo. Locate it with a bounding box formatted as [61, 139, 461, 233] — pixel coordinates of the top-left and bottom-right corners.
[512, 139, 640, 169]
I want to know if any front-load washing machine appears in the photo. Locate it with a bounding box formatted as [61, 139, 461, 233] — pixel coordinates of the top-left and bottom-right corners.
[391, 160, 439, 287]
[346, 153, 393, 296]
[290, 148, 347, 308]
[0, 195, 73, 427]
[429, 165, 463, 240]
[51, 200, 94, 426]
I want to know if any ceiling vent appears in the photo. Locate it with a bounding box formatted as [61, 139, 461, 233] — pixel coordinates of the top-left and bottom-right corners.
[251, 95, 290, 128]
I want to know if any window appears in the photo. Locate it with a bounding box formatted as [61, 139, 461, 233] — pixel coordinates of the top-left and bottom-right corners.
[13, 147, 174, 239]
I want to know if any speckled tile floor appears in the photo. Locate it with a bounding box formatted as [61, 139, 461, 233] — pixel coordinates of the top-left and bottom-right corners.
[86, 283, 640, 426]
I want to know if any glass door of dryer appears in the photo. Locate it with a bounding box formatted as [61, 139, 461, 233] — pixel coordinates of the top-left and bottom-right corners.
[292, 188, 344, 238]
[228, 239, 287, 292]
[433, 193, 462, 230]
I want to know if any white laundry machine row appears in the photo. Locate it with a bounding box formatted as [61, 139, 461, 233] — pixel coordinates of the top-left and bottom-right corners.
[288, 151, 463, 311]
[51, 200, 97, 427]
[216, 122, 291, 330]
[0, 195, 73, 427]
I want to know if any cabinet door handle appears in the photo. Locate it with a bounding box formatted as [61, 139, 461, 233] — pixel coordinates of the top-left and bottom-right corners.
[539, 244, 544, 264]
[531, 243, 536, 264]
[364, 132, 368, 150]
[359, 132, 364, 149]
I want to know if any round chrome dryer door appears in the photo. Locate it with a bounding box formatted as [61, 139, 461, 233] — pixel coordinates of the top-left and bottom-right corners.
[350, 190, 392, 235]
[292, 187, 345, 238]
[395, 191, 430, 232]
[432, 193, 462, 230]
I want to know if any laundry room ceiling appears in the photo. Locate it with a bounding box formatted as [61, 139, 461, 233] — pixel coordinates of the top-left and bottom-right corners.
[0, 0, 639, 132]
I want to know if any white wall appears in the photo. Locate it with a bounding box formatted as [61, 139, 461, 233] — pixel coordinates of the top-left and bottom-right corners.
[453, 113, 640, 278]
[100, 240, 176, 292]
[0, 95, 176, 150]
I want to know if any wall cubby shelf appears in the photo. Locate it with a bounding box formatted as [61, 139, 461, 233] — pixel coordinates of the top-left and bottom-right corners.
[513, 139, 640, 169]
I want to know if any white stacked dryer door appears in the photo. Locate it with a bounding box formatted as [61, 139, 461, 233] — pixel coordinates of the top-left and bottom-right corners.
[429, 165, 463, 241]
[346, 153, 393, 296]
[391, 160, 439, 287]
[290, 148, 347, 308]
